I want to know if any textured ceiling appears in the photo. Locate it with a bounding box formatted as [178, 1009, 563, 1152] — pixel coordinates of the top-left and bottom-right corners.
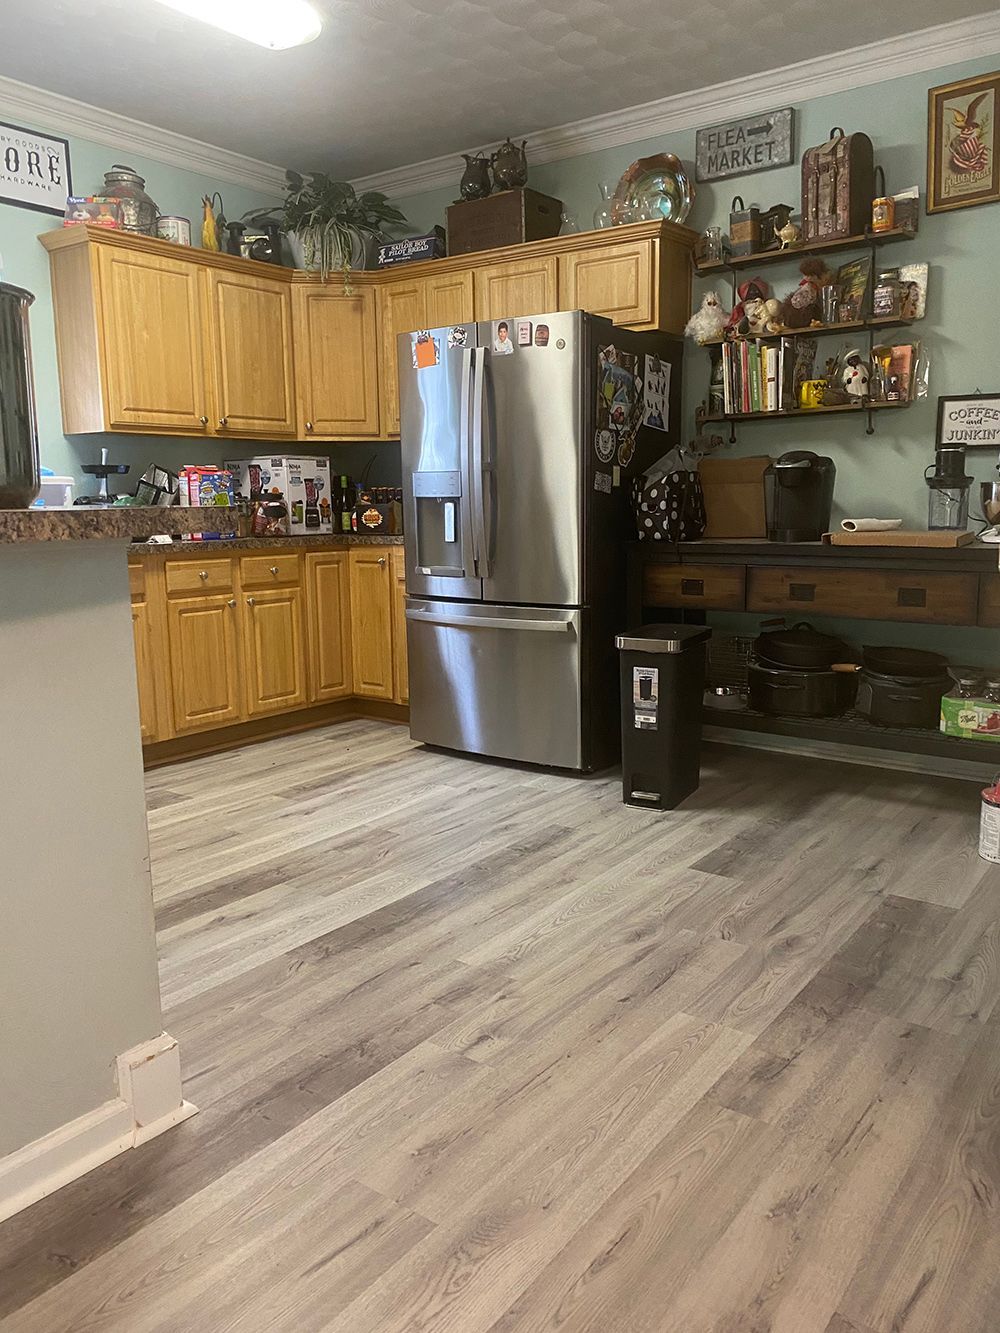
[0, 0, 996, 180]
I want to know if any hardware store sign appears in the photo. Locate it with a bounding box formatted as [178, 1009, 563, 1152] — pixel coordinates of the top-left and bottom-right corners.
[0, 121, 71, 215]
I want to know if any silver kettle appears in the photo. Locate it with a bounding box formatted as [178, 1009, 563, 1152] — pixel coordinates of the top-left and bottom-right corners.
[0, 283, 40, 509]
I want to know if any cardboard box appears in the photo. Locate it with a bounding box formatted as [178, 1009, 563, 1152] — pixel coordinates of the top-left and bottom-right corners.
[377, 228, 446, 266]
[941, 694, 1000, 740]
[446, 188, 562, 256]
[699, 456, 771, 538]
[224, 456, 332, 534]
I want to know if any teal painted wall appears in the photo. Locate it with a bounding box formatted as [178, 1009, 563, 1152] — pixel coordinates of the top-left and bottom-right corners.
[395, 53, 1000, 534]
[0, 101, 283, 492]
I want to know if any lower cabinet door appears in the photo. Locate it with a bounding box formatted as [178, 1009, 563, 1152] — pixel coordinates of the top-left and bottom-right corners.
[166, 593, 243, 733]
[131, 598, 160, 742]
[242, 586, 308, 715]
[349, 547, 394, 699]
[305, 551, 352, 701]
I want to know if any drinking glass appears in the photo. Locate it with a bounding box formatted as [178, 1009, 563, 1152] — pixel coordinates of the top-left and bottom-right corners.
[593, 182, 613, 230]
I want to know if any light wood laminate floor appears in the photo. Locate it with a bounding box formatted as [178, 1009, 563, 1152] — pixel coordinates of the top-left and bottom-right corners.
[2, 721, 999, 1332]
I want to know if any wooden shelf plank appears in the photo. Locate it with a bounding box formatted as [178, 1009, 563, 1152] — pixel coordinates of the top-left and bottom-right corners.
[699, 314, 918, 347]
[695, 226, 916, 276]
[700, 400, 911, 424]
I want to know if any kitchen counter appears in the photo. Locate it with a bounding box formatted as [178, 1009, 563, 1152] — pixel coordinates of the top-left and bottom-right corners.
[129, 532, 404, 554]
[0, 505, 237, 544]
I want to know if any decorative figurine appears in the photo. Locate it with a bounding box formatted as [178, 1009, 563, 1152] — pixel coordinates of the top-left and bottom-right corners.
[684, 290, 729, 343]
[841, 347, 870, 398]
[776, 258, 834, 329]
[491, 138, 528, 190]
[777, 219, 802, 249]
[726, 278, 781, 336]
[459, 153, 493, 200]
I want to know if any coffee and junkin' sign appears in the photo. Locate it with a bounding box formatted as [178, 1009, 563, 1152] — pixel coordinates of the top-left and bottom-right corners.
[0, 120, 72, 216]
[937, 394, 1000, 448]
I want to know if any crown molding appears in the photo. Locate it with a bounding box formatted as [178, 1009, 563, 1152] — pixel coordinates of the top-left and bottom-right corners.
[0, 74, 286, 197]
[352, 13, 1000, 199]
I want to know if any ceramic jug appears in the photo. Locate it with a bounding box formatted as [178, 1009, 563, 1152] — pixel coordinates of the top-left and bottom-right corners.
[459, 154, 493, 200]
[491, 138, 528, 190]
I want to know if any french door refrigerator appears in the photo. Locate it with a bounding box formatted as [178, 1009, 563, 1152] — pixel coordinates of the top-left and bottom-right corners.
[399, 309, 683, 771]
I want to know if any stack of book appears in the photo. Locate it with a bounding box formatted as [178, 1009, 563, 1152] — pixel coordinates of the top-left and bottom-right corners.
[720, 336, 818, 416]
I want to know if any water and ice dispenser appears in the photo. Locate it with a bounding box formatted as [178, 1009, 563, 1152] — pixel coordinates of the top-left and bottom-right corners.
[411, 470, 467, 577]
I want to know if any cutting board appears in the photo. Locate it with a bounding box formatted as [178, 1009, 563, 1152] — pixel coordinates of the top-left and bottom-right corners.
[822, 529, 976, 547]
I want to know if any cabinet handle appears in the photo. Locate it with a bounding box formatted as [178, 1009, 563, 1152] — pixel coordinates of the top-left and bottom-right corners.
[219, 416, 229, 427]
[199, 415, 209, 426]
[897, 586, 927, 608]
[198, 569, 208, 580]
[305, 421, 314, 432]
[269, 565, 279, 575]
[246, 596, 256, 605]
[377, 556, 387, 567]
[680, 578, 704, 596]
[227, 598, 236, 607]
[789, 582, 816, 601]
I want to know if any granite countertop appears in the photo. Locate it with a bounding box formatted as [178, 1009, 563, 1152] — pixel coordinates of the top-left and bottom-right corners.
[0, 506, 238, 545]
[130, 532, 404, 554]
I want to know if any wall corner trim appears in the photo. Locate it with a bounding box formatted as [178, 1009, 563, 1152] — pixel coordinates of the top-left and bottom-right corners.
[0, 1031, 196, 1225]
[350, 12, 1000, 198]
[0, 73, 287, 195]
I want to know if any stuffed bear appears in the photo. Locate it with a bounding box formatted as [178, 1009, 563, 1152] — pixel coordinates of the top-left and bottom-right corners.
[776, 258, 833, 330]
[726, 278, 780, 337]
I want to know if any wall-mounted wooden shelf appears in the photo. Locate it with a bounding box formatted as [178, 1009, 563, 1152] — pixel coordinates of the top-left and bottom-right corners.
[694, 226, 916, 275]
[700, 399, 910, 425]
[701, 314, 918, 347]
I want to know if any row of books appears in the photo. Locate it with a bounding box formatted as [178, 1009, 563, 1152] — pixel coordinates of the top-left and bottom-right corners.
[720, 337, 813, 415]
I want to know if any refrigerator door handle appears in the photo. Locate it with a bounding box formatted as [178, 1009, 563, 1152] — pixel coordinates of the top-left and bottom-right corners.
[470, 346, 490, 578]
[405, 608, 574, 634]
[460, 348, 480, 575]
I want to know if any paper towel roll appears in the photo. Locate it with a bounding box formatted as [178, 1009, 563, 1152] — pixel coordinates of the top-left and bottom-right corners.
[841, 518, 904, 532]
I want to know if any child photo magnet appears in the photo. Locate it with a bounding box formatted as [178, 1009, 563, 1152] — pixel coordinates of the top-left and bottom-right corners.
[493, 320, 515, 354]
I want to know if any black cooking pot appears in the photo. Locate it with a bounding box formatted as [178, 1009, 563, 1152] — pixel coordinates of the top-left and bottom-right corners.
[855, 669, 950, 728]
[755, 621, 855, 671]
[748, 661, 858, 718]
[861, 645, 949, 679]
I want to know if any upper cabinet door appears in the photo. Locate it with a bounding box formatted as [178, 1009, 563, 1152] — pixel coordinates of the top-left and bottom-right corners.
[97, 247, 211, 433]
[424, 270, 475, 329]
[293, 286, 380, 439]
[557, 240, 654, 327]
[206, 271, 296, 436]
[378, 279, 426, 436]
[474, 256, 558, 321]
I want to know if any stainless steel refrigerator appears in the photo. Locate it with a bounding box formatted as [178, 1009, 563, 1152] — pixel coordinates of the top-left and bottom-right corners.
[399, 309, 683, 771]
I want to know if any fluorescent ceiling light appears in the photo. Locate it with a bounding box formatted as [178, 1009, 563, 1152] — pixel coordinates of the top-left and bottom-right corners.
[155, 0, 322, 49]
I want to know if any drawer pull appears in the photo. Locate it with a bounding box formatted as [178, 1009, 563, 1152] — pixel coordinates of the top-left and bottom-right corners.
[897, 586, 927, 608]
[789, 582, 815, 601]
[246, 596, 256, 606]
[227, 598, 236, 608]
[198, 569, 208, 580]
[680, 578, 704, 596]
[269, 565, 279, 575]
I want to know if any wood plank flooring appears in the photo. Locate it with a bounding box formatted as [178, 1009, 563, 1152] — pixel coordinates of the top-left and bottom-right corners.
[1, 720, 998, 1331]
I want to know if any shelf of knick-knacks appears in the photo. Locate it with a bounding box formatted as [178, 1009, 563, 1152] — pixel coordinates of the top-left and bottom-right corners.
[694, 225, 915, 276]
[701, 314, 917, 346]
[698, 399, 911, 426]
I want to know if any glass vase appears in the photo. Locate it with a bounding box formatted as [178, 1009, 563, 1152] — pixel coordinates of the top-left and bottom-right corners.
[593, 182, 613, 230]
[559, 211, 581, 235]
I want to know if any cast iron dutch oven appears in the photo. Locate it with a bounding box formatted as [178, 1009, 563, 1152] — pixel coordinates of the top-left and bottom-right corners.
[860, 645, 949, 679]
[855, 669, 950, 728]
[755, 622, 857, 672]
[748, 661, 858, 718]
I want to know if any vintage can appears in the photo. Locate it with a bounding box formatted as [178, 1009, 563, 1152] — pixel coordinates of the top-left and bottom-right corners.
[980, 789, 1000, 863]
[871, 195, 895, 233]
[156, 215, 191, 246]
[729, 195, 761, 256]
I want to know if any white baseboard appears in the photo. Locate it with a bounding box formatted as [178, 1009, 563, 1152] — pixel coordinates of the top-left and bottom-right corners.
[0, 1031, 196, 1225]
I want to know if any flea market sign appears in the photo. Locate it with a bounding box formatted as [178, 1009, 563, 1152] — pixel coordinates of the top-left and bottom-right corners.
[695, 108, 794, 183]
[0, 121, 71, 216]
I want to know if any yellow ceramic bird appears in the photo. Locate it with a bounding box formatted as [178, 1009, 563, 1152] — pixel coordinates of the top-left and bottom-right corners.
[201, 195, 219, 251]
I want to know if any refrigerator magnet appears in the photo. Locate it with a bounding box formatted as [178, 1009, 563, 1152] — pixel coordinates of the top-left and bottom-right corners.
[595, 430, 615, 463]
[534, 324, 549, 346]
[493, 321, 515, 354]
[516, 319, 533, 346]
[593, 469, 613, 494]
[447, 326, 468, 349]
[617, 435, 636, 469]
[412, 331, 440, 369]
[643, 354, 670, 431]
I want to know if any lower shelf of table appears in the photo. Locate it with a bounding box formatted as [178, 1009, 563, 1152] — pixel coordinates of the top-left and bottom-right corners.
[703, 704, 1000, 763]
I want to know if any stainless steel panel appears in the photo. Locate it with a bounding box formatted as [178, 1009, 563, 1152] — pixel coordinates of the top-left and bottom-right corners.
[399, 326, 482, 602]
[475, 310, 585, 607]
[405, 597, 584, 769]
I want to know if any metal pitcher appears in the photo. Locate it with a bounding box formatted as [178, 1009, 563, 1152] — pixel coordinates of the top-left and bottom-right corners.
[459, 153, 493, 200]
[0, 284, 40, 508]
[102, 164, 159, 235]
[491, 138, 528, 190]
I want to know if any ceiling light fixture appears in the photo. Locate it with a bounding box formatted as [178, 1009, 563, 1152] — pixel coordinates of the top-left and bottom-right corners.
[154, 0, 322, 49]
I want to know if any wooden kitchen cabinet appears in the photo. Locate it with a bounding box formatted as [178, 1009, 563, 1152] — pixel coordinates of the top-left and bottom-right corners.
[241, 585, 308, 716]
[305, 551, 353, 701]
[391, 546, 409, 705]
[205, 269, 296, 437]
[165, 592, 243, 733]
[557, 239, 654, 327]
[378, 278, 426, 435]
[424, 270, 475, 328]
[293, 285, 380, 438]
[748, 565, 980, 626]
[349, 546, 395, 699]
[474, 255, 558, 320]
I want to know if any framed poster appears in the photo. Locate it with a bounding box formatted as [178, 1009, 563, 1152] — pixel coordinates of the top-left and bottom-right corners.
[0, 120, 71, 216]
[927, 71, 1000, 213]
[936, 394, 1000, 448]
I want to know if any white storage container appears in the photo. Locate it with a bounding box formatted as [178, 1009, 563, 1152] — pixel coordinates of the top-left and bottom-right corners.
[36, 475, 75, 507]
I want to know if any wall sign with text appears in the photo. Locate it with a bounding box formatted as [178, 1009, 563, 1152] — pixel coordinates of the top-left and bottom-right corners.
[0, 121, 72, 216]
[936, 394, 1000, 448]
[695, 108, 794, 183]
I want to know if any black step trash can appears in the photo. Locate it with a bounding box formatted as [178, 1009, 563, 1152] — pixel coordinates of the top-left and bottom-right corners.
[615, 624, 712, 810]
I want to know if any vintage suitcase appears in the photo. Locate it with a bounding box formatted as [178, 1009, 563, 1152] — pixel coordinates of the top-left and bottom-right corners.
[801, 127, 874, 242]
[446, 188, 562, 256]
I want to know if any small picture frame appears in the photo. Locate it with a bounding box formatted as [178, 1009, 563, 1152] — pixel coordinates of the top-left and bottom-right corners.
[927, 71, 1000, 214]
[936, 393, 1000, 448]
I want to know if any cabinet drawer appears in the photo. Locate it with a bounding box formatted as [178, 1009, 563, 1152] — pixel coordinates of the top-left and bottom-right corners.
[979, 574, 1000, 628]
[127, 562, 146, 599]
[642, 562, 745, 610]
[748, 566, 979, 625]
[164, 557, 234, 596]
[240, 552, 301, 588]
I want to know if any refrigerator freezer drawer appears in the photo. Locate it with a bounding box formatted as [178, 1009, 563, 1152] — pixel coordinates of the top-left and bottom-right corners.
[405, 599, 585, 769]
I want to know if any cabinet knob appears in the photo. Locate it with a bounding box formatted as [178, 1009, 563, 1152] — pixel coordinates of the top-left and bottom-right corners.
[199, 415, 209, 426]
[219, 416, 229, 427]
[246, 596, 256, 605]
[198, 569, 208, 580]
[305, 421, 314, 432]
[227, 598, 236, 607]
[377, 556, 387, 567]
[269, 565, 279, 575]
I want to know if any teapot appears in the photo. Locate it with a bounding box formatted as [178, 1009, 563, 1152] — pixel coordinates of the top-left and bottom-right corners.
[491, 138, 528, 190]
[459, 153, 493, 200]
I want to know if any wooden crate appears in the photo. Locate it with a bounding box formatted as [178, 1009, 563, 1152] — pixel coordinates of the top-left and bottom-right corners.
[446, 188, 563, 256]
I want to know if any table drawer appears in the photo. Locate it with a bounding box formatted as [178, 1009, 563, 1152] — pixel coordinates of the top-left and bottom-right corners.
[240, 552, 301, 588]
[642, 562, 745, 610]
[127, 562, 145, 599]
[164, 557, 234, 596]
[748, 565, 979, 625]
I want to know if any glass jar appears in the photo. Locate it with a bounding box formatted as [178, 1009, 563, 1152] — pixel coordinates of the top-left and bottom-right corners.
[702, 226, 723, 262]
[984, 678, 1000, 704]
[102, 165, 159, 235]
[593, 182, 613, 230]
[559, 211, 581, 235]
[872, 268, 901, 320]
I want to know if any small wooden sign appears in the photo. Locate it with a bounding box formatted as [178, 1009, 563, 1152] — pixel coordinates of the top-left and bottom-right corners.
[936, 393, 1000, 448]
[696, 108, 794, 183]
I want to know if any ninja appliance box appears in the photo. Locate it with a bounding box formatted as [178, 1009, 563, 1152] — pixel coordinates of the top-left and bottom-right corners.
[224, 456, 333, 534]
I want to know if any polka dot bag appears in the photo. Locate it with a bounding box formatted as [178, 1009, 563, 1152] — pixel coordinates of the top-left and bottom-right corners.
[632, 449, 706, 544]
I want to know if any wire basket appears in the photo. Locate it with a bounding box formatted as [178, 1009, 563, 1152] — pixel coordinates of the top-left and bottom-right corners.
[708, 633, 755, 690]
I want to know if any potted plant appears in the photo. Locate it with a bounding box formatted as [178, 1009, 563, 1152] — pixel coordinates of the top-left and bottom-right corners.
[245, 170, 407, 286]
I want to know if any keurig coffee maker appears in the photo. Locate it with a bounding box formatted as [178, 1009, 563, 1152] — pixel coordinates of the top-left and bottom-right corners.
[763, 451, 836, 542]
[925, 444, 973, 530]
